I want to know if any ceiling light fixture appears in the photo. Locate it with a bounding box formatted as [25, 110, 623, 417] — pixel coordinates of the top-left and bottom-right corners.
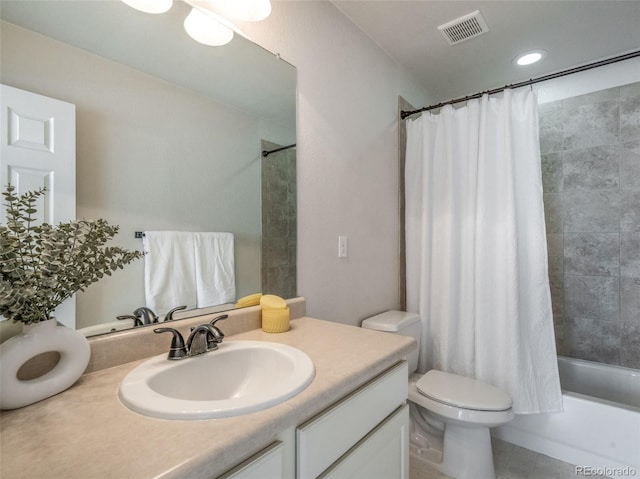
[514, 50, 546, 66]
[120, 0, 271, 46]
[183, 7, 234, 46]
[121, 0, 173, 14]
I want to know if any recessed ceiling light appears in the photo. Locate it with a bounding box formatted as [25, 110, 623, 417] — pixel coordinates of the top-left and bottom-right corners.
[514, 50, 546, 66]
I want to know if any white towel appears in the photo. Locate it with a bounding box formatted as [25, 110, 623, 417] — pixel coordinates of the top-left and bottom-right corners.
[194, 232, 235, 307]
[143, 231, 197, 315]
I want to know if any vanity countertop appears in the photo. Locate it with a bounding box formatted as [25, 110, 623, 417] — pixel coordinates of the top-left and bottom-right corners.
[0, 317, 415, 479]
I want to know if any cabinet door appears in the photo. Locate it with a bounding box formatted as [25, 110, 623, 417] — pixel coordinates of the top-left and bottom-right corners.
[297, 362, 408, 478]
[218, 441, 284, 479]
[320, 404, 409, 479]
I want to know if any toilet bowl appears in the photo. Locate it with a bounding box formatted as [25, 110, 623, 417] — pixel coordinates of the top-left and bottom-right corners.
[362, 311, 515, 479]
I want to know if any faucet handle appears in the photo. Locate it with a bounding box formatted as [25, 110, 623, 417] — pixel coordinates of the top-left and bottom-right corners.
[209, 314, 228, 342]
[117, 314, 143, 327]
[154, 327, 187, 360]
[210, 314, 228, 327]
[164, 305, 187, 322]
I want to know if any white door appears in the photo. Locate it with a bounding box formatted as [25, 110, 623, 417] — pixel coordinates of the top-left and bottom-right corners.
[0, 84, 76, 328]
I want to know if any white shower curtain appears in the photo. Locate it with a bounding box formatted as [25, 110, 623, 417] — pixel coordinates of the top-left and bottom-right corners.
[405, 88, 562, 414]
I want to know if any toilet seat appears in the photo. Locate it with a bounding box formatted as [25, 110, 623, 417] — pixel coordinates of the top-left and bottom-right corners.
[416, 370, 512, 411]
[408, 373, 514, 427]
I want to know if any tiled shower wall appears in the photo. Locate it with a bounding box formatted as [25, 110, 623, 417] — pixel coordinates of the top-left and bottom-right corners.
[539, 82, 640, 369]
[261, 140, 297, 299]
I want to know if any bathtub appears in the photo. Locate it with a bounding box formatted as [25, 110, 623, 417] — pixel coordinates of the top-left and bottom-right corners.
[494, 357, 640, 478]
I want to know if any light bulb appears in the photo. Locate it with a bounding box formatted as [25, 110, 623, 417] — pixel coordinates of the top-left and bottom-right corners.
[121, 0, 173, 14]
[514, 50, 546, 66]
[184, 8, 234, 46]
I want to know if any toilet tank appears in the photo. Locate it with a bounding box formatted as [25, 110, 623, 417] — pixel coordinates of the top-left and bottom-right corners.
[361, 311, 421, 374]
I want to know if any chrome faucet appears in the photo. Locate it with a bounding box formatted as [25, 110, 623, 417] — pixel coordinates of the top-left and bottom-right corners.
[154, 314, 228, 360]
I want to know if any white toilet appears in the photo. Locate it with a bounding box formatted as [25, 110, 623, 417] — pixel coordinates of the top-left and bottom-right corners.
[362, 311, 514, 479]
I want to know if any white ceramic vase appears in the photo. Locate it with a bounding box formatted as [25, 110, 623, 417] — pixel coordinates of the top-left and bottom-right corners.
[0, 318, 90, 410]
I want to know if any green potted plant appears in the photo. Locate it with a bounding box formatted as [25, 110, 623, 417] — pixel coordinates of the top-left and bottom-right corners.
[0, 185, 144, 409]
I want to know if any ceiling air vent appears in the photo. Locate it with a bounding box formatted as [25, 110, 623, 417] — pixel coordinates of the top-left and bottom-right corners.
[437, 10, 489, 45]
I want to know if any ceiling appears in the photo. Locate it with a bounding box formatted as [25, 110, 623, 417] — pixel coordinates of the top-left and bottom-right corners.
[331, 1, 640, 104]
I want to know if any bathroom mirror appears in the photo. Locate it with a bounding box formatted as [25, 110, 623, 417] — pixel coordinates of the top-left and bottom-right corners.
[0, 0, 296, 335]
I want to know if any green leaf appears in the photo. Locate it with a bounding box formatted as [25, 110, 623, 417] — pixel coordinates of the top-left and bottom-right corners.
[0, 184, 144, 324]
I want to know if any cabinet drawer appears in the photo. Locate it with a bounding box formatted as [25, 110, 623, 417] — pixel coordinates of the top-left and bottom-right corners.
[297, 361, 408, 479]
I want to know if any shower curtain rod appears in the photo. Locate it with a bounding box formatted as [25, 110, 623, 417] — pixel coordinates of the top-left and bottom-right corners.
[400, 50, 640, 120]
[262, 143, 296, 157]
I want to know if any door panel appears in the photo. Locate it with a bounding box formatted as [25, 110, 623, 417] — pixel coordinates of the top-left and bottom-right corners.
[1, 84, 76, 327]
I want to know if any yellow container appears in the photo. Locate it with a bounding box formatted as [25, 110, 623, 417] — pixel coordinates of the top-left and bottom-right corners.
[261, 306, 290, 333]
[260, 294, 288, 310]
[260, 295, 289, 332]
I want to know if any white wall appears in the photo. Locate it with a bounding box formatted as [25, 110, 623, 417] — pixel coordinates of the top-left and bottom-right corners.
[536, 56, 640, 103]
[237, 1, 432, 325]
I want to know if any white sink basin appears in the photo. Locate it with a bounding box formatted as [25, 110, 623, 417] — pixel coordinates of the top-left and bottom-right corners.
[118, 340, 315, 420]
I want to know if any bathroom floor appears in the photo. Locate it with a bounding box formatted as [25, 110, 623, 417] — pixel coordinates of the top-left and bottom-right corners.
[409, 438, 612, 479]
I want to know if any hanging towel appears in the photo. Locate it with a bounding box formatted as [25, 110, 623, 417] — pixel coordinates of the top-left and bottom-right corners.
[194, 232, 236, 307]
[143, 231, 197, 315]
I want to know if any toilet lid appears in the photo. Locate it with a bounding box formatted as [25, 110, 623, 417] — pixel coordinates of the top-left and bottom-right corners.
[416, 370, 512, 411]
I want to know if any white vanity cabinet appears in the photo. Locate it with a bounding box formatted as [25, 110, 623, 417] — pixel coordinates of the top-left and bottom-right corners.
[297, 361, 409, 479]
[217, 361, 409, 479]
[0, 316, 417, 479]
